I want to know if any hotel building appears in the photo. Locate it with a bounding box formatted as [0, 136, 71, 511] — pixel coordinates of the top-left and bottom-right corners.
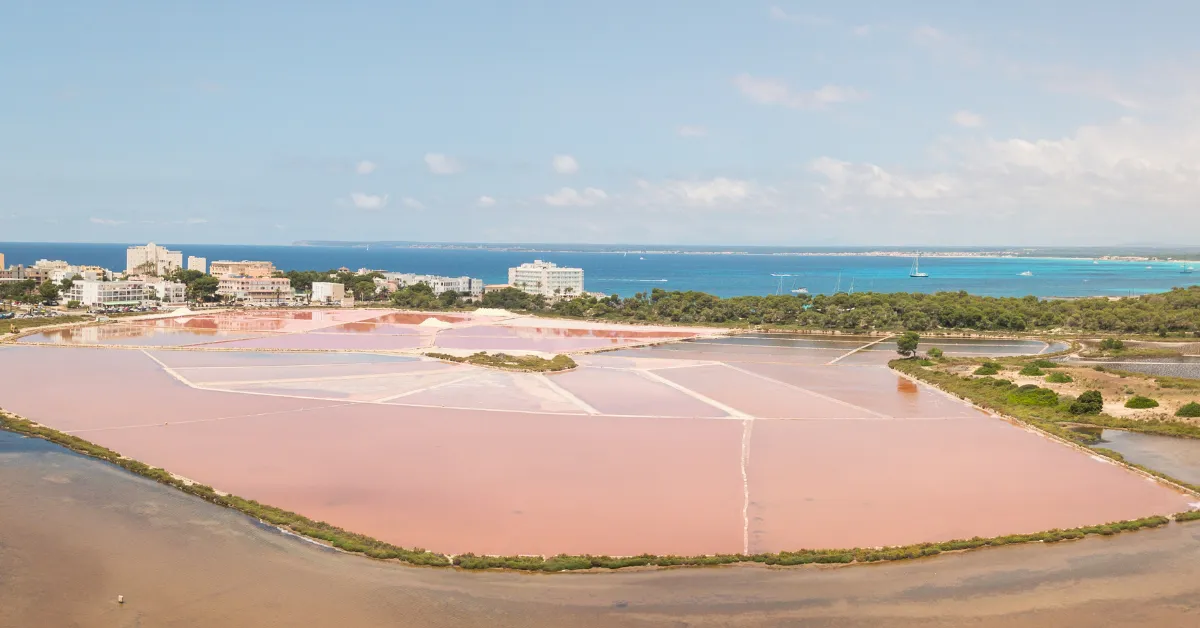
[382, 273, 483, 297]
[217, 275, 293, 305]
[188, 256, 207, 273]
[126, 243, 183, 276]
[507, 260, 584, 298]
[209, 260, 276, 278]
[311, 281, 347, 305]
[64, 279, 186, 307]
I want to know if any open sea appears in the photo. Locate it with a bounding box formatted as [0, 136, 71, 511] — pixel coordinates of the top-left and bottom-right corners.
[2, 242, 1198, 299]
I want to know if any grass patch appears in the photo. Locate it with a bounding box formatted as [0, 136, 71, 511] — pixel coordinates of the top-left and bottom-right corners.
[1124, 396, 1159, 409]
[974, 362, 1001, 376]
[425, 352, 577, 372]
[1018, 364, 1045, 376]
[1177, 402, 1200, 418]
[1028, 359, 1059, 369]
[2, 315, 91, 334]
[1176, 510, 1200, 522]
[1046, 372, 1073, 384]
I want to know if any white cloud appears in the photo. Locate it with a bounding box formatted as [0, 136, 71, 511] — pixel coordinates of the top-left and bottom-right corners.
[637, 177, 759, 207]
[424, 153, 462, 175]
[952, 110, 984, 127]
[543, 187, 608, 207]
[477, 195, 497, 207]
[349, 192, 389, 210]
[355, 160, 377, 175]
[768, 6, 831, 27]
[401, 197, 425, 210]
[734, 74, 866, 110]
[184, 217, 208, 225]
[89, 217, 125, 225]
[552, 154, 579, 174]
[677, 125, 708, 138]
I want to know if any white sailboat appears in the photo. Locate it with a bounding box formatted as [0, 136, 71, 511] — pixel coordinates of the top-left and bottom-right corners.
[909, 253, 929, 278]
[1019, 271, 1033, 276]
[1183, 264, 1196, 274]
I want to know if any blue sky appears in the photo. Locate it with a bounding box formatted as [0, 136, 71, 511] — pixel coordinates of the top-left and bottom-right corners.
[3, 1, 1200, 246]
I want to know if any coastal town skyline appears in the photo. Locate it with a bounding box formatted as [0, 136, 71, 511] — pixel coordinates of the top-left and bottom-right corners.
[5, 1, 1200, 246]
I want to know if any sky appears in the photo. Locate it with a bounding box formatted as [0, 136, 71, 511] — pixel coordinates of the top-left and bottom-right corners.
[3, 0, 1200, 246]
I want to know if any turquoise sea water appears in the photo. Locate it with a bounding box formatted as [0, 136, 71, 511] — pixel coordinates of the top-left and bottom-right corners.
[2, 242, 1197, 299]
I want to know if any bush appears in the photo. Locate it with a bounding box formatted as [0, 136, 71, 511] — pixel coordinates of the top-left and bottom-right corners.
[1009, 386, 1059, 407]
[1177, 402, 1200, 418]
[926, 347, 943, 359]
[1070, 390, 1104, 415]
[66, 300, 82, 309]
[1124, 396, 1159, 409]
[1029, 359, 1057, 368]
[1018, 364, 1045, 376]
[973, 364, 999, 376]
[1100, 338, 1126, 351]
[1045, 372, 1073, 384]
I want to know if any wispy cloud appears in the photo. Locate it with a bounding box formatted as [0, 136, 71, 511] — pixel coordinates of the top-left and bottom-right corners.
[543, 187, 608, 207]
[768, 6, 832, 27]
[735, 74, 866, 110]
[348, 192, 389, 210]
[952, 110, 984, 127]
[401, 197, 425, 210]
[355, 160, 377, 175]
[677, 125, 708, 138]
[424, 153, 462, 175]
[552, 154, 579, 174]
[90, 217, 125, 225]
[477, 195, 497, 207]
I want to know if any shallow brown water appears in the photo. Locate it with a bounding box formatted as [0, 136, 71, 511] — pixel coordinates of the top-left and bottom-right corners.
[3, 431, 1199, 628]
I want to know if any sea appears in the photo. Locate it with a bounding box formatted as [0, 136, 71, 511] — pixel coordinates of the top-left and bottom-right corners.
[2, 242, 1198, 299]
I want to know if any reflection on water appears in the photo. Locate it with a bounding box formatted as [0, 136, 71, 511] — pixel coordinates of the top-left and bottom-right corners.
[1098, 430, 1200, 486]
[19, 325, 253, 346]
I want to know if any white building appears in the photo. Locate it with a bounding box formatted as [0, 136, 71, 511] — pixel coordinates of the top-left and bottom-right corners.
[187, 256, 207, 273]
[126, 243, 183, 276]
[64, 279, 183, 308]
[311, 281, 346, 305]
[382, 273, 483, 297]
[507, 260, 584, 298]
[209, 260, 276, 278]
[33, 259, 71, 271]
[217, 275, 294, 305]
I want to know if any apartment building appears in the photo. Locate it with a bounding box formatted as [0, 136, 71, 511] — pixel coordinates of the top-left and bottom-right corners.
[209, 260, 276, 278]
[64, 279, 181, 307]
[311, 281, 346, 305]
[507, 260, 584, 298]
[217, 275, 293, 305]
[382, 272, 483, 297]
[188, 256, 207, 273]
[126, 243, 183, 276]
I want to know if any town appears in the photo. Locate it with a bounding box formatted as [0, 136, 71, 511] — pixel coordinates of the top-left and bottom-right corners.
[0, 243, 589, 317]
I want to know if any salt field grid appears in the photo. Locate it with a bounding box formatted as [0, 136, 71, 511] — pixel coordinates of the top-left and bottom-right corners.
[1, 308, 1193, 556]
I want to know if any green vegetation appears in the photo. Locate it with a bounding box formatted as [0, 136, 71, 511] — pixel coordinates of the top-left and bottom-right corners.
[5, 407, 1198, 573]
[1028, 359, 1058, 368]
[2, 315, 91, 334]
[425, 352, 577, 372]
[1018, 364, 1045, 376]
[1177, 402, 1200, 418]
[1045, 372, 1074, 383]
[167, 269, 220, 302]
[1009, 384, 1059, 407]
[480, 286, 547, 311]
[1124, 396, 1160, 409]
[1155, 376, 1200, 390]
[1069, 390, 1105, 415]
[389, 283, 466, 310]
[973, 361, 1002, 376]
[926, 347, 943, 359]
[66, 300, 82, 309]
[1100, 338, 1126, 351]
[896, 331, 920, 357]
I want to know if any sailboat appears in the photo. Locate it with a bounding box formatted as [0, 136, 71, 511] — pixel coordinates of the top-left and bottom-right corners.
[1183, 264, 1196, 274]
[909, 253, 929, 278]
[1018, 271, 1033, 277]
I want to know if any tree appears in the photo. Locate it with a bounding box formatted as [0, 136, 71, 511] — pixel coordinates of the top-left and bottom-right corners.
[38, 280, 60, 303]
[438, 290, 461, 308]
[926, 347, 943, 359]
[896, 331, 920, 357]
[1070, 390, 1104, 415]
[189, 276, 220, 303]
[60, 277, 74, 292]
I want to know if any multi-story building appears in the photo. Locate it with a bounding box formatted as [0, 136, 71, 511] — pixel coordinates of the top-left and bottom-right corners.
[209, 260, 276, 278]
[32, 259, 70, 271]
[77, 265, 111, 281]
[0, 252, 5, 270]
[187, 256, 207, 274]
[311, 281, 346, 305]
[63, 280, 175, 308]
[382, 272, 483, 297]
[126, 243, 183, 276]
[145, 279, 187, 305]
[507, 260, 584, 299]
[217, 276, 293, 305]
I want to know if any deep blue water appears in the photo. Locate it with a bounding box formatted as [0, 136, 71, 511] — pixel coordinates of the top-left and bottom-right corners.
[2, 242, 1197, 299]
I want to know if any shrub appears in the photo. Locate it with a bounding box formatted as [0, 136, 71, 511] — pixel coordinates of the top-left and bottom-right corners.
[1009, 386, 1059, 407]
[926, 347, 944, 359]
[1070, 390, 1104, 415]
[66, 300, 81, 309]
[1045, 372, 1073, 384]
[1177, 402, 1200, 418]
[973, 365, 999, 376]
[1124, 396, 1159, 409]
[1099, 338, 1126, 351]
[1018, 364, 1045, 376]
[1029, 359, 1057, 368]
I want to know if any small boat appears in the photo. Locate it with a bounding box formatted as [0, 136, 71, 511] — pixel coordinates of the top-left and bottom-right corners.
[639, 256, 646, 260]
[909, 254, 929, 278]
[1183, 265, 1196, 274]
[1018, 271, 1033, 276]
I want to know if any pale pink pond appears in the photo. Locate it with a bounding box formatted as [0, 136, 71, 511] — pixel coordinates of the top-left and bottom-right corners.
[215, 334, 426, 351]
[657, 364, 880, 419]
[550, 368, 730, 417]
[19, 325, 266, 347]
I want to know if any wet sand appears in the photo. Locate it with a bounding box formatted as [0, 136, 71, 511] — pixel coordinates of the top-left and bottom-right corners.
[3, 431, 1199, 628]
